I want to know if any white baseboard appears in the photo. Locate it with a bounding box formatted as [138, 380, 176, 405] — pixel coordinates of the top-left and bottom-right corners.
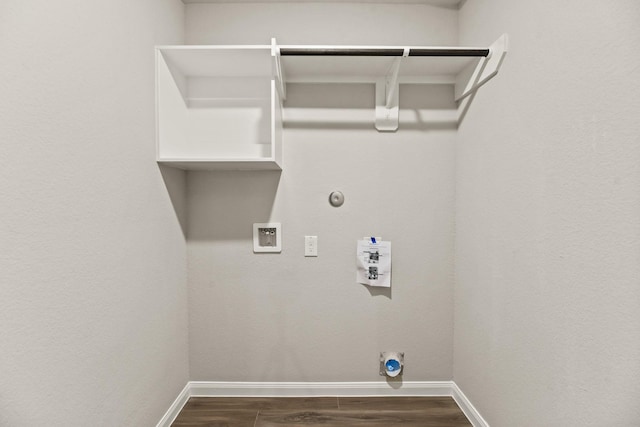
[155, 383, 190, 427]
[189, 381, 453, 397]
[451, 382, 490, 427]
[157, 381, 488, 427]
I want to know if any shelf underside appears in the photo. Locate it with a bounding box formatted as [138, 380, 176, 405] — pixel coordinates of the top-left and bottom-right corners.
[158, 158, 281, 171]
[160, 46, 273, 77]
[282, 55, 477, 83]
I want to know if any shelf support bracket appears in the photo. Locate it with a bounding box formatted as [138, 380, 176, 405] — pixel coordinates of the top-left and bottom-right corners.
[375, 48, 409, 131]
[271, 38, 286, 102]
[455, 33, 508, 102]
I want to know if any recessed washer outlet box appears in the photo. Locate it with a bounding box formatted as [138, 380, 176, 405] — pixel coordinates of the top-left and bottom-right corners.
[253, 223, 282, 253]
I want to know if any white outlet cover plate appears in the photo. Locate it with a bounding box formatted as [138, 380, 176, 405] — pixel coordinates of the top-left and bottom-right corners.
[253, 223, 282, 253]
[305, 235, 318, 257]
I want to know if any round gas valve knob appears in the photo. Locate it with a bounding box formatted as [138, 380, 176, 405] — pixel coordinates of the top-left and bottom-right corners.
[329, 191, 344, 207]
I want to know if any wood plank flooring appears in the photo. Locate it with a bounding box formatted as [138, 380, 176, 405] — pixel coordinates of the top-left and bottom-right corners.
[172, 396, 472, 426]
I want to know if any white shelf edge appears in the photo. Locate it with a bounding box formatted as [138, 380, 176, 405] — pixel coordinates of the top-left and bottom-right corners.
[158, 157, 277, 162]
[157, 158, 282, 171]
[155, 43, 492, 51]
[285, 75, 456, 84]
[155, 45, 272, 50]
[186, 97, 269, 101]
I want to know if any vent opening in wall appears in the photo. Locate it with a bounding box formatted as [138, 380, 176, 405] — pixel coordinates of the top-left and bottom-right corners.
[380, 351, 404, 377]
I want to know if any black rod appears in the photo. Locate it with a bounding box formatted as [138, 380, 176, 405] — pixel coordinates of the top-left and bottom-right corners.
[279, 47, 490, 57]
[409, 48, 489, 57]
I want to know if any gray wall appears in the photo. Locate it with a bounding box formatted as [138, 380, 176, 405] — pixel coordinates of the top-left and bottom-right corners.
[0, 1, 189, 425]
[185, 3, 458, 381]
[454, 0, 640, 425]
[5, 1, 637, 423]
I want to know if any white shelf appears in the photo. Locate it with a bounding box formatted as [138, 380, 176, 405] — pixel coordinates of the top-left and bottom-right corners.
[156, 45, 283, 171]
[155, 36, 507, 168]
[275, 36, 508, 131]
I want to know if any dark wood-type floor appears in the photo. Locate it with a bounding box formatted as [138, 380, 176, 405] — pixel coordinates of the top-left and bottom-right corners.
[172, 396, 472, 426]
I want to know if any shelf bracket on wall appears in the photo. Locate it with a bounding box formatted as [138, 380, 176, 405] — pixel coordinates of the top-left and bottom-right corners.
[271, 38, 287, 102]
[375, 48, 409, 131]
[455, 34, 508, 123]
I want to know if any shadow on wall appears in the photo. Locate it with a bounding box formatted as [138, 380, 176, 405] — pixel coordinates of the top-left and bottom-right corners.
[363, 284, 391, 300]
[187, 170, 282, 241]
[283, 83, 457, 131]
[159, 164, 188, 237]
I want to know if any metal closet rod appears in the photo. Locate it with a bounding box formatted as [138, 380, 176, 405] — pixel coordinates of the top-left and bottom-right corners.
[279, 47, 490, 57]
